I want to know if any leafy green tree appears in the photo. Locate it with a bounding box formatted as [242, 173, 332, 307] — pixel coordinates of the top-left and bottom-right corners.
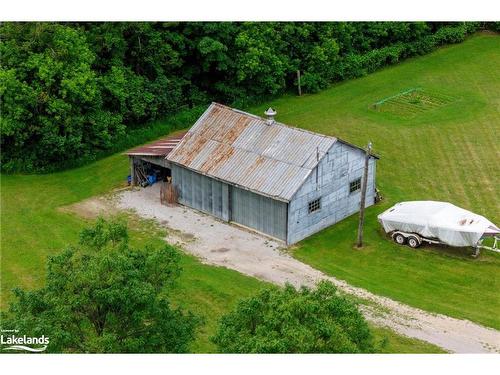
[234, 23, 289, 97]
[183, 22, 240, 103]
[1, 217, 200, 353]
[211, 281, 374, 353]
[0, 23, 124, 172]
[85, 22, 189, 124]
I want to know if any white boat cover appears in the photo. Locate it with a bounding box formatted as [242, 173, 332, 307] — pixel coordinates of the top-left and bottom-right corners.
[377, 201, 500, 247]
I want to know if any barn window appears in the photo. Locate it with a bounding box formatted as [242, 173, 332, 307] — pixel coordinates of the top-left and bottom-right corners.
[349, 178, 362, 193]
[308, 198, 321, 213]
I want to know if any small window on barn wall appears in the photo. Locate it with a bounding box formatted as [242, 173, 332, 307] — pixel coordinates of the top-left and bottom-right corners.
[349, 177, 362, 194]
[308, 198, 321, 214]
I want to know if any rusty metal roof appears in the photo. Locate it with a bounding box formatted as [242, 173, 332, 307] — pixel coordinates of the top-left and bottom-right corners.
[167, 103, 337, 201]
[125, 132, 187, 157]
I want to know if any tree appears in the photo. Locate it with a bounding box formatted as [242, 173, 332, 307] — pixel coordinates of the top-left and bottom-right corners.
[211, 281, 374, 353]
[233, 23, 289, 97]
[0, 23, 124, 172]
[1, 217, 200, 353]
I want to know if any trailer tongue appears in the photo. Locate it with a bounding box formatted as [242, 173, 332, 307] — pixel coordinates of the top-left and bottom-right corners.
[377, 201, 499, 256]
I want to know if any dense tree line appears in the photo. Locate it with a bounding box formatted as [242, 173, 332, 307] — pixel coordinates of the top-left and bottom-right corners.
[0, 22, 495, 172]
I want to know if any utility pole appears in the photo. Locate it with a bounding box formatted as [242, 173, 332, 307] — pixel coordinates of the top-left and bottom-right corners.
[356, 142, 372, 248]
[297, 70, 302, 96]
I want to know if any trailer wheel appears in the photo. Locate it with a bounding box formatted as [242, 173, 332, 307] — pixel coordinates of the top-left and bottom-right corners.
[393, 233, 406, 245]
[407, 236, 421, 248]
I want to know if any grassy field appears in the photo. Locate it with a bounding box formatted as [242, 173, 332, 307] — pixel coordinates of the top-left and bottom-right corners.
[247, 34, 500, 329]
[370, 325, 446, 353]
[0, 148, 272, 353]
[0, 137, 440, 353]
[1, 33, 497, 352]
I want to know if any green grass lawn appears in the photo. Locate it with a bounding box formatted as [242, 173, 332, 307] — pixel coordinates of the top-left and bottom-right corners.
[370, 325, 446, 354]
[0, 150, 266, 352]
[0, 152, 439, 353]
[1, 33, 497, 352]
[247, 34, 500, 329]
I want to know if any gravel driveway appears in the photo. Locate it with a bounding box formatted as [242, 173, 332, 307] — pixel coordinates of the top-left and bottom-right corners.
[117, 185, 500, 353]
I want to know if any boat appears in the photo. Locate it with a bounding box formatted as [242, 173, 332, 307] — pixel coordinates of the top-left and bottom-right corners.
[377, 201, 499, 256]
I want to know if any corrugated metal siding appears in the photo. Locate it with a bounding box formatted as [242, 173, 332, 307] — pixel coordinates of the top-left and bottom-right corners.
[173, 164, 287, 240]
[230, 186, 287, 241]
[287, 142, 377, 244]
[172, 164, 228, 220]
[167, 103, 337, 201]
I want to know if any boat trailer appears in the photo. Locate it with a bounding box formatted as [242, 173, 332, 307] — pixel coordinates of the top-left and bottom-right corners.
[390, 230, 500, 257]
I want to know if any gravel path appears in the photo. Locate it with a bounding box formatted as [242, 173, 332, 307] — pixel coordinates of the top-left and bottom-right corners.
[117, 185, 500, 353]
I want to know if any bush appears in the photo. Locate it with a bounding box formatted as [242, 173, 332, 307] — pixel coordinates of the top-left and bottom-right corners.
[486, 22, 500, 32]
[362, 44, 405, 74]
[407, 34, 437, 55]
[211, 281, 374, 353]
[433, 25, 468, 45]
[300, 71, 327, 93]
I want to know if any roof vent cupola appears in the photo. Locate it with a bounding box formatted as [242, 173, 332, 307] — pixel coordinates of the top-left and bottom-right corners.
[264, 108, 277, 125]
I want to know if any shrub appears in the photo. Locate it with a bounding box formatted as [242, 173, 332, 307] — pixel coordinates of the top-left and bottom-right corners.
[300, 71, 327, 94]
[211, 281, 374, 353]
[433, 25, 468, 45]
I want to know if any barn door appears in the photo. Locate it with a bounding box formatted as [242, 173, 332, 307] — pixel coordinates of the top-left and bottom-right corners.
[230, 186, 287, 241]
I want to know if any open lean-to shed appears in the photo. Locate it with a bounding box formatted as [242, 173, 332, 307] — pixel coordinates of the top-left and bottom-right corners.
[127, 103, 378, 245]
[126, 131, 187, 184]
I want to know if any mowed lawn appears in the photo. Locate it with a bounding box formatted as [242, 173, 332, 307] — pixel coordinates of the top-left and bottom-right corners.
[1, 33, 497, 352]
[0, 152, 259, 352]
[248, 34, 500, 329]
[0, 140, 442, 353]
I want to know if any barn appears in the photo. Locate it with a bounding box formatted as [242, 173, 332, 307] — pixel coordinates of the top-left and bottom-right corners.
[128, 102, 378, 245]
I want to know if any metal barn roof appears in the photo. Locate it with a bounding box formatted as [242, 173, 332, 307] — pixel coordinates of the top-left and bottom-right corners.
[125, 131, 187, 157]
[167, 103, 337, 201]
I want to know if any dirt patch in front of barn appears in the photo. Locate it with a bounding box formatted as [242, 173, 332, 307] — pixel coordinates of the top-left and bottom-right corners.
[59, 196, 116, 219]
[57, 187, 129, 219]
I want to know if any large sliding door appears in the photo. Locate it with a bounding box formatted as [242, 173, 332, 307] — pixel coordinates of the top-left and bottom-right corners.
[230, 186, 287, 241]
[173, 165, 228, 220]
